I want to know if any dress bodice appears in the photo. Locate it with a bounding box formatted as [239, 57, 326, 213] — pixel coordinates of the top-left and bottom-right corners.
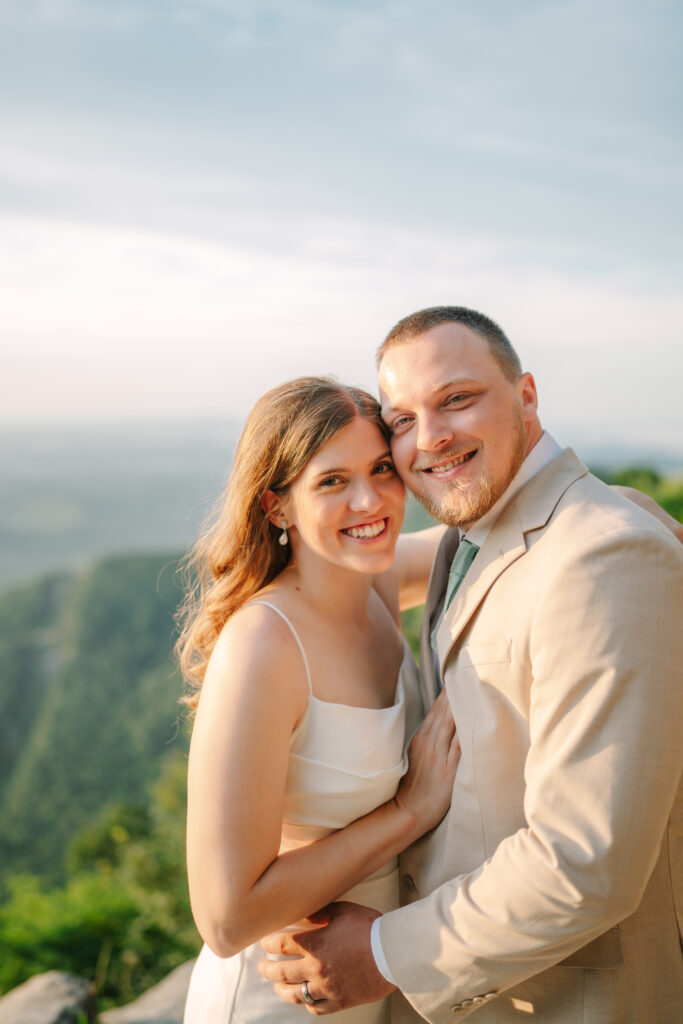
[282, 638, 415, 841]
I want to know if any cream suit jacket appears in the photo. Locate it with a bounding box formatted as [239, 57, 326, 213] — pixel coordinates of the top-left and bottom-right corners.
[382, 449, 683, 1023]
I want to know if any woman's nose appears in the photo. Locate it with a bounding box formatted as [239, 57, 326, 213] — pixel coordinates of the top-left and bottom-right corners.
[348, 479, 384, 512]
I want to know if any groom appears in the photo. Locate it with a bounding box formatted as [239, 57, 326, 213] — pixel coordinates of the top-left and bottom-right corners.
[260, 306, 683, 1020]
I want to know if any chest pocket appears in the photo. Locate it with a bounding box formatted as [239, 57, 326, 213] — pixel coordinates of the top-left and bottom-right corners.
[448, 637, 530, 727]
[453, 639, 511, 671]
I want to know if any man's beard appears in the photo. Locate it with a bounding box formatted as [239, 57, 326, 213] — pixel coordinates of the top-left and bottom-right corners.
[412, 413, 528, 529]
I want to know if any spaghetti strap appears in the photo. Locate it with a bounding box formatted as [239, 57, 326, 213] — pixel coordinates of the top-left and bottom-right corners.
[247, 600, 313, 695]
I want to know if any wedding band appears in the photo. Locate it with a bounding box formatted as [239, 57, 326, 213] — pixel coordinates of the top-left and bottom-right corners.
[301, 981, 316, 1005]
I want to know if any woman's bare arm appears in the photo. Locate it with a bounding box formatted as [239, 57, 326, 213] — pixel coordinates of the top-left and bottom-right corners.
[186, 604, 458, 958]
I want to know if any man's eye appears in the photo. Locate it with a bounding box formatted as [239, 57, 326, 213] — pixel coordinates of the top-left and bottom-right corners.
[446, 393, 469, 406]
[390, 415, 413, 433]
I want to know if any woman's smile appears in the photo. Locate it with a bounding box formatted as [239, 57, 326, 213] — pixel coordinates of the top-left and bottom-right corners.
[340, 517, 389, 540]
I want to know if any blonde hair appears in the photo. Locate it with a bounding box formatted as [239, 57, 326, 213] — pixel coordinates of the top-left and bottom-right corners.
[176, 376, 387, 708]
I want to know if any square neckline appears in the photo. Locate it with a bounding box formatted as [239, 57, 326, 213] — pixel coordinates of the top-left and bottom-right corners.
[248, 599, 411, 713]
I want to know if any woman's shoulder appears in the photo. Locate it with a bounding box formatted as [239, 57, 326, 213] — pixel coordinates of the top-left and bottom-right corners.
[205, 594, 311, 708]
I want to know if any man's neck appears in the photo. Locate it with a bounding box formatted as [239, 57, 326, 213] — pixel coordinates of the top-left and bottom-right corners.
[463, 432, 561, 546]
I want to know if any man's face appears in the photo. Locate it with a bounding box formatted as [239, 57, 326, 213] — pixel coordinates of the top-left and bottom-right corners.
[378, 323, 539, 529]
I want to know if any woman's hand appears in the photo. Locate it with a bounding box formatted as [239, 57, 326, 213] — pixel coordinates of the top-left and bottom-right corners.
[394, 689, 460, 834]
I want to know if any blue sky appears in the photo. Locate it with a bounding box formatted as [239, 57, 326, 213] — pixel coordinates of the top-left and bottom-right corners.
[1, 0, 681, 453]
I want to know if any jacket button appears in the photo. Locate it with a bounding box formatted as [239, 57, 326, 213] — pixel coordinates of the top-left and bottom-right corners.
[402, 874, 417, 893]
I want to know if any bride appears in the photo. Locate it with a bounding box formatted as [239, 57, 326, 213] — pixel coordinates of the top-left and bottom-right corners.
[178, 376, 458, 1022]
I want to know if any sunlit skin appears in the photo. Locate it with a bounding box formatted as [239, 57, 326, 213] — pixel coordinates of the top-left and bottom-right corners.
[378, 323, 542, 529]
[276, 415, 407, 579]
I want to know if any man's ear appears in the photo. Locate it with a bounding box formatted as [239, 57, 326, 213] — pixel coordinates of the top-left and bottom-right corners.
[517, 372, 538, 423]
[261, 489, 287, 527]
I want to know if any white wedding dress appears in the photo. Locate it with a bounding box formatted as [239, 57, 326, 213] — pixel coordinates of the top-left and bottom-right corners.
[184, 601, 421, 1023]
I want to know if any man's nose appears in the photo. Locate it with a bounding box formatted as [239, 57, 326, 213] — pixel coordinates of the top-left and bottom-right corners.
[415, 412, 452, 452]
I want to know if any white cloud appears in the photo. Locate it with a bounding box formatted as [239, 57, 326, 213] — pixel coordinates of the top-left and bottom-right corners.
[2, 211, 681, 452]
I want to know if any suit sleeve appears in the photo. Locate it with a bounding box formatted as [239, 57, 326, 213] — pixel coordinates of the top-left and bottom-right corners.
[379, 525, 683, 1022]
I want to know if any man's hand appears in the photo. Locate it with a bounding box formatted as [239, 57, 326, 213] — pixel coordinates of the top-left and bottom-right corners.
[258, 901, 396, 1014]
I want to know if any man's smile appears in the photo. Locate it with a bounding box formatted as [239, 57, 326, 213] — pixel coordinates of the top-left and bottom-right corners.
[417, 450, 478, 476]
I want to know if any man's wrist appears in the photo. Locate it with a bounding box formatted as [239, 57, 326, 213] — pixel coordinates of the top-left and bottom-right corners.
[370, 916, 398, 986]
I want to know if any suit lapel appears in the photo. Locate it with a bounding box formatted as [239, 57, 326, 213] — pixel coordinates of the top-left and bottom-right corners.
[419, 527, 459, 707]
[435, 508, 525, 668]
[435, 448, 590, 673]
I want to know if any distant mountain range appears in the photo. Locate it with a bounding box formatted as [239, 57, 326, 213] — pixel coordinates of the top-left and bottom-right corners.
[0, 419, 238, 589]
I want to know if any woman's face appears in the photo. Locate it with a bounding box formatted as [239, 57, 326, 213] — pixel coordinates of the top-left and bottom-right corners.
[283, 415, 405, 576]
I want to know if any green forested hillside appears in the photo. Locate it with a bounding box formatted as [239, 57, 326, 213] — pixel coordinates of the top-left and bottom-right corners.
[0, 553, 187, 886]
[601, 465, 683, 522]
[0, 573, 71, 810]
[0, 751, 199, 1007]
[0, 552, 200, 1006]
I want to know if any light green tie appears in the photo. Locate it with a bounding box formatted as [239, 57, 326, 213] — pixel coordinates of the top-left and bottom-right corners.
[431, 538, 480, 652]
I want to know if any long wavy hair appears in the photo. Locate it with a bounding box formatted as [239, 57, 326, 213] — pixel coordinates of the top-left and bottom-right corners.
[176, 376, 388, 709]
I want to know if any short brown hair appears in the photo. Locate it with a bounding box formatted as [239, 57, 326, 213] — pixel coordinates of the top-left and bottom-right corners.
[377, 305, 522, 381]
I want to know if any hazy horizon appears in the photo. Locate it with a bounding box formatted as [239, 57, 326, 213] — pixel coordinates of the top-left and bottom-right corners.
[2, 412, 682, 467]
[2, 415, 681, 591]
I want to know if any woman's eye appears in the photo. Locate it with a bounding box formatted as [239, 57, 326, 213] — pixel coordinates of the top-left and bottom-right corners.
[446, 393, 469, 406]
[319, 475, 343, 487]
[372, 461, 395, 476]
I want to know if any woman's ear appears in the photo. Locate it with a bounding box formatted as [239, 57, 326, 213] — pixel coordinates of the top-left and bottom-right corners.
[261, 489, 287, 528]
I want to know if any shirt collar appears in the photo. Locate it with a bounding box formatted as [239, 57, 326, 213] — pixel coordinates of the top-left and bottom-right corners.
[464, 432, 562, 548]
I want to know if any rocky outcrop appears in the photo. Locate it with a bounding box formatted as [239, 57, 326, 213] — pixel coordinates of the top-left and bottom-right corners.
[0, 960, 195, 1024]
[0, 970, 96, 1024]
[99, 959, 195, 1023]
